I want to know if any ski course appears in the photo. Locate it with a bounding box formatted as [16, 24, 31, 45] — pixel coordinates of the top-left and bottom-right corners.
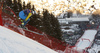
[1, 6, 66, 52]
[0, 26, 57, 53]
[5, 23, 44, 35]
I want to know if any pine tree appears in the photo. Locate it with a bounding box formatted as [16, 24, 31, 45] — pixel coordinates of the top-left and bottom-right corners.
[42, 9, 62, 40]
[17, 0, 22, 11]
[22, 1, 26, 10]
[42, 9, 52, 35]
[6, 0, 12, 6]
[67, 12, 72, 18]
[27, 2, 31, 9]
[28, 10, 44, 31]
[31, 5, 36, 11]
[13, 0, 17, 9]
[29, 9, 62, 40]
[50, 13, 62, 40]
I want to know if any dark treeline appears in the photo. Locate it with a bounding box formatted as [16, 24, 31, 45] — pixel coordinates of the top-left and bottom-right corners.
[4, 0, 62, 40]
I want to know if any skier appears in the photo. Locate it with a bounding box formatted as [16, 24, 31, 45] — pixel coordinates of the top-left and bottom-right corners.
[19, 9, 36, 28]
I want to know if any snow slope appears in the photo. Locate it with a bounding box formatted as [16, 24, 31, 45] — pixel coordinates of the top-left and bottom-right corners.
[0, 26, 57, 53]
[75, 30, 97, 49]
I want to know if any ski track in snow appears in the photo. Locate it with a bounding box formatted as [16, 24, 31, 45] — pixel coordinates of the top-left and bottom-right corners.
[0, 26, 57, 53]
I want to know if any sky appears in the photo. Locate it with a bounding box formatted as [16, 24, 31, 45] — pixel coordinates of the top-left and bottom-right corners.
[0, 26, 57, 53]
[19, 0, 100, 16]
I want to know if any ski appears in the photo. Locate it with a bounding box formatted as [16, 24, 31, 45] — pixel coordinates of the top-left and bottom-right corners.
[5, 23, 44, 35]
[18, 25, 28, 30]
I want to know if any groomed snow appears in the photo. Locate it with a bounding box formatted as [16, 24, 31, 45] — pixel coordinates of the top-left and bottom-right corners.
[0, 26, 57, 53]
[80, 30, 97, 41]
[75, 30, 97, 49]
[65, 18, 89, 22]
[58, 17, 89, 23]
